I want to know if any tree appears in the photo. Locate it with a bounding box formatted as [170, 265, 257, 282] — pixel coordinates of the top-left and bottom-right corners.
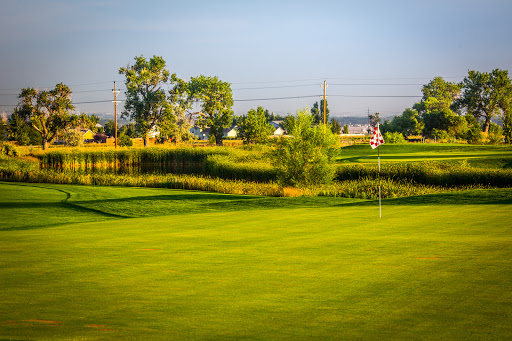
[16, 83, 75, 150]
[343, 124, 349, 134]
[272, 108, 338, 187]
[7, 109, 42, 146]
[330, 118, 341, 135]
[381, 108, 424, 137]
[368, 112, 381, 133]
[119, 55, 178, 147]
[417, 77, 461, 112]
[104, 119, 116, 137]
[187, 75, 233, 146]
[311, 100, 329, 125]
[238, 106, 273, 144]
[455, 69, 512, 133]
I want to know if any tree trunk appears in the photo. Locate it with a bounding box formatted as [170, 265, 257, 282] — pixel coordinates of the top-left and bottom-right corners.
[483, 117, 491, 133]
[42, 138, 48, 150]
[144, 133, 149, 147]
[215, 133, 223, 146]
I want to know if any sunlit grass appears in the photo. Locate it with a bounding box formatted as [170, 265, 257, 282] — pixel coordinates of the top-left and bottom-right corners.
[1, 182, 511, 339]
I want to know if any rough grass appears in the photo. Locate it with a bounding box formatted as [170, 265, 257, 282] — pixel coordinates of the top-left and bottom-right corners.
[1, 182, 512, 340]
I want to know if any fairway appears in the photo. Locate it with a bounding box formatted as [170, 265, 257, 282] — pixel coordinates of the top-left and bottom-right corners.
[336, 144, 512, 167]
[1, 182, 512, 340]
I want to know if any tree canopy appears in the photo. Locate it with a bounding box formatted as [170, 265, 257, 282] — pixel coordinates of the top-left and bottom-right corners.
[119, 55, 179, 147]
[187, 75, 233, 146]
[238, 106, 273, 144]
[455, 69, 512, 133]
[311, 100, 329, 125]
[16, 83, 75, 150]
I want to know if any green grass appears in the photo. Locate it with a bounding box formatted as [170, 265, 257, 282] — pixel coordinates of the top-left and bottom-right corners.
[336, 144, 512, 167]
[1, 182, 512, 340]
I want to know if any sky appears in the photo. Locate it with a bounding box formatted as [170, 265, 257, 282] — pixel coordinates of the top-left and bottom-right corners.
[1, 0, 512, 119]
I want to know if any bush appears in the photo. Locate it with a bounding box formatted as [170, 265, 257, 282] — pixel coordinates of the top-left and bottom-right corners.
[383, 132, 406, 144]
[272, 108, 338, 187]
[464, 126, 484, 144]
[0, 142, 18, 157]
[487, 123, 503, 145]
[118, 134, 133, 147]
[65, 129, 83, 147]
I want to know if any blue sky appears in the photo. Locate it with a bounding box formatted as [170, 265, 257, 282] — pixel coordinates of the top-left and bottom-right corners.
[1, 0, 511, 118]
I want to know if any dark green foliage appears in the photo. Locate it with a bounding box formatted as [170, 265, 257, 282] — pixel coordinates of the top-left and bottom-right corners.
[7, 109, 42, 146]
[311, 100, 329, 125]
[330, 118, 341, 134]
[455, 69, 512, 133]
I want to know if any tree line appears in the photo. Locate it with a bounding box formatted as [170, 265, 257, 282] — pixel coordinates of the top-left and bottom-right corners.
[1, 55, 511, 149]
[380, 69, 512, 144]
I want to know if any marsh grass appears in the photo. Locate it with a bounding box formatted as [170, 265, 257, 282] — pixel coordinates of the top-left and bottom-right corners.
[1, 144, 510, 199]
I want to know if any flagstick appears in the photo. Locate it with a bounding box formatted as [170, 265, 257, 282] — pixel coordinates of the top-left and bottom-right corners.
[378, 146, 382, 218]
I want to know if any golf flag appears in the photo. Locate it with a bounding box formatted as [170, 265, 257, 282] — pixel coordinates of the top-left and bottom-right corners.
[370, 124, 384, 149]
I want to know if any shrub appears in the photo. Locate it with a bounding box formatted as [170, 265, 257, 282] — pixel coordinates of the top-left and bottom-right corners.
[383, 131, 406, 144]
[272, 108, 338, 187]
[118, 134, 133, 147]
[487, 123, 503, 145]
[0, 142, 18, 157]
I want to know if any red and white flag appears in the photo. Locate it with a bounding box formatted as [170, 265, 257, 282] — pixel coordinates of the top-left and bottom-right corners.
[370, 124, 384, 149]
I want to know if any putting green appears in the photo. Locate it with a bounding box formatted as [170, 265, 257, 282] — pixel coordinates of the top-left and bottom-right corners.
[1, 182, 511, 340]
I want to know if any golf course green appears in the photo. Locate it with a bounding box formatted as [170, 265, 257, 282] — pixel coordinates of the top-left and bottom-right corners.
[1, 182, 511, 340]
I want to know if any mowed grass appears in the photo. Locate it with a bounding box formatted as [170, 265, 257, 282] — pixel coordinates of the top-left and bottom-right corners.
[336, 144, 512, 168]
[1, 182, 512, 340]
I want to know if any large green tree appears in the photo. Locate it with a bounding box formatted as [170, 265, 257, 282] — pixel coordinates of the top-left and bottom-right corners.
[16, 83, 75, 150]
[417, 76, 462, 112]
[381, 108, 424, 137]
[455, 69, 512, 133]
[238, 106, 273, 144]
[119, 55, 178, 147]
[187, 75, 233, 146]
[273, 108, 338, 187]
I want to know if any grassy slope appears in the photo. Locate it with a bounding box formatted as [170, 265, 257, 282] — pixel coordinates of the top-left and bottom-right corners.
[1, 182, 512, 340]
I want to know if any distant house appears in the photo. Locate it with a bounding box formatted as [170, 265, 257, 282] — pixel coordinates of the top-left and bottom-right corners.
[272, 126, 286, 136]
[81, 129, 95, 143]
[270, 121, 283, 129]
[223, 126, 238, 139]
[347, 124, 370, 135]
[190, 126, 238, 140]
[190, 126, 210, 140]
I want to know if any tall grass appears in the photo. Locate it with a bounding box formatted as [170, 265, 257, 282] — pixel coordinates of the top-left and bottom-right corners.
[337, 161, 512, 187]
[1, 144, 508, 199]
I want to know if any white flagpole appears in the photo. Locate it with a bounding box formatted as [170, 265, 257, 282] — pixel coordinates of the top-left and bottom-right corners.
[378, 145, 381, 218]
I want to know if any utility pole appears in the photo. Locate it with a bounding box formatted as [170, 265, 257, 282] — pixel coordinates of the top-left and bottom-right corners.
[321, 80, 328, 130]
[112, 82, 120, 148]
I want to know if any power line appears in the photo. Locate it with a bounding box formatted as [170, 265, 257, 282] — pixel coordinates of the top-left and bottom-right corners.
[234, 95, 319, 102]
